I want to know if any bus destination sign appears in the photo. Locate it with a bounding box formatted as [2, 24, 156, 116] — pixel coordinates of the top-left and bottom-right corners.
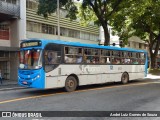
[21, 41, 41, 48]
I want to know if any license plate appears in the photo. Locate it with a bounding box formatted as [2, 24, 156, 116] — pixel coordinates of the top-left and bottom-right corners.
[23, 81, 27, 84]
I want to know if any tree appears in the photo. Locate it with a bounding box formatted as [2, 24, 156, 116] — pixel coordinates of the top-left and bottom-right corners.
[37, 0, 78, 19]
[110, 0, 160, 69]
[37, 0, 123, 45]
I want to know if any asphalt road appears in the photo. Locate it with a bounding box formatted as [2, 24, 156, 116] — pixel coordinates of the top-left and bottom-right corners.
[0, 78, 160, 120]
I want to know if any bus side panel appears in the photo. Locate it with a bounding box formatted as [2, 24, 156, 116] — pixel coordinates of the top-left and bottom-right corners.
[45, 65, 103, 88]
[102, 65, 145, 82]
[45, 76, 67, 89]
[75, 65, 103, 85]
[128, 65, 145, 80]
[106, 65, 122, 82]
[45, 69, 67, 89]
[44, 64, 146, 89]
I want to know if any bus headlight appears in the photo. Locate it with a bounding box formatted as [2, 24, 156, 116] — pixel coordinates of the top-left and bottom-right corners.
[32, 75, 40, 81]
[37, 75, 40, 78]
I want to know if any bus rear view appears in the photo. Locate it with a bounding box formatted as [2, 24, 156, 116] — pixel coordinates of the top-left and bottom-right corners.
[18, 40, 45, 88]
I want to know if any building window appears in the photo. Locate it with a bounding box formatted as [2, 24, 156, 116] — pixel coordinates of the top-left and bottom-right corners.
[81, 32, 90, 40]
[26, 0, 38, 10]
[68, 29, 80, 39]
[1, 0, 17, 4]
[27, 21, 41, 33]
[60, 27, 68, 36]
[42, 24, 56, 35]
[26, 21, 98, 41]
[133, 42, 136, 48]
[0, 52, 5, 57]
[0, 24, 9, 40]
[90, 33, 98, 41]
[139, 43, 142, 49]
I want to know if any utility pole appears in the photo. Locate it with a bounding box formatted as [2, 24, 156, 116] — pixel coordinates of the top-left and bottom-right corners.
[57, 0, 60, 39]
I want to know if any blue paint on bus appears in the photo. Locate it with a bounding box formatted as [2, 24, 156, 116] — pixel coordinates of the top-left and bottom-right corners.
[18, 68, 45, 88]
[21, 39, 147, 52]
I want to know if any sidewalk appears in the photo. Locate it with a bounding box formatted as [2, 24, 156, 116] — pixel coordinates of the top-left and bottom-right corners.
[145, 74, 160, 79]
[0, 80, 24, 91]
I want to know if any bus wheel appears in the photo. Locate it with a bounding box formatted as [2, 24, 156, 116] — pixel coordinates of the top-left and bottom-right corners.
[65, 76, 77, 92]
[121, 72, 129, 84]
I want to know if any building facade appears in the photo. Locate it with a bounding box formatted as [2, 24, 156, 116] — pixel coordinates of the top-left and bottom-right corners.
[0, 0, 23, 80]
[0, 0, 99, 81]
[26, 0, 99, 44]
[99, 26, 148, 50]
[125, 36, 147, 50]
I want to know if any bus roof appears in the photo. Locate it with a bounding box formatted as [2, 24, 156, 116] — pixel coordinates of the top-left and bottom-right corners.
[21, 39, 147, 53]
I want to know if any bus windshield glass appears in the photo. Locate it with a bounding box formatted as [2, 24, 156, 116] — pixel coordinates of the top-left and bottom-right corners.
[19, 49, 42, 69]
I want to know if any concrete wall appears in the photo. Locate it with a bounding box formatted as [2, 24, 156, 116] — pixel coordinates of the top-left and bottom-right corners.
[9, 52, 18, 81]
[0, 39, 10, 46]
[10, 19, 19, 47]
[9, 0, 26, 80]
[10, 0, 26, 46]
[19, 0, 26, 40]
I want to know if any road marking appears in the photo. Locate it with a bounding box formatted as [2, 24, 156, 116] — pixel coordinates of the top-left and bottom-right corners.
[0, 92, 67, 104]
[0, 81, 158, 104]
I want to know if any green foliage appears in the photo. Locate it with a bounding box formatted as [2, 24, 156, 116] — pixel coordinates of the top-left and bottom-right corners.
[37, 0, 77, 19]
[37, 0, 160, 49]
[109, 0, 160, 68]
[77, 5, 98, 26]
[65, 2, 78, 20]
[37, 0, 124, 45]
[110, 0, 160, 46]
[148, 68, 160, 75]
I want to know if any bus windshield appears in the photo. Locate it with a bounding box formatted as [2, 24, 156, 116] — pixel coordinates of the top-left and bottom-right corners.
[19, 49, 42, 69]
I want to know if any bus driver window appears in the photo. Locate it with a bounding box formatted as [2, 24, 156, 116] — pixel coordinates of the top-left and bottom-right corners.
[46, 51, 57, 64]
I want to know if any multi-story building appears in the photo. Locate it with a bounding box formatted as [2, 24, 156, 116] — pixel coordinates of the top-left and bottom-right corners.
[0, 0, 24, 80]
[125, 36, 147, 50]
[26, 0, 99, 44]
[99, 26, 147, 50]
[0, 0, 99, 81]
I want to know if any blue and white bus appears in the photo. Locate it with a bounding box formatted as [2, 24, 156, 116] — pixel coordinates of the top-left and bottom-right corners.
[18, 39, 148, 92]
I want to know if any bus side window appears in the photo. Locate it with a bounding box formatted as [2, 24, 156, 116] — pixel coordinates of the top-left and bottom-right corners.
[84, 48, 100, 64]
[65, 47, 83, 64]
[45, 51, 58, 64]
[111, 51, 121, 64]
[44, 51, 48, 64]
[44, 43, 62, 72]
[100, 50, 111, 64]
[140, 53, 145, 64]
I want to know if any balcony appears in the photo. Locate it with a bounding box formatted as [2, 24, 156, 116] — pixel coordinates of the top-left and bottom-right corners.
[0, 1, 20, 22]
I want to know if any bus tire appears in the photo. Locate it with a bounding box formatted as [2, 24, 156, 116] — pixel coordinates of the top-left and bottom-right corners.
[121, 72, 129, 84]
[65, 76, 77, 92]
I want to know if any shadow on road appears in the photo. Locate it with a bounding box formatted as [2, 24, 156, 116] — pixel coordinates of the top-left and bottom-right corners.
[21, 78, 159, 96]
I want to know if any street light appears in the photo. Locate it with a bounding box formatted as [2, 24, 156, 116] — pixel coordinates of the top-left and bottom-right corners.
[57, 0, 60, 40]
